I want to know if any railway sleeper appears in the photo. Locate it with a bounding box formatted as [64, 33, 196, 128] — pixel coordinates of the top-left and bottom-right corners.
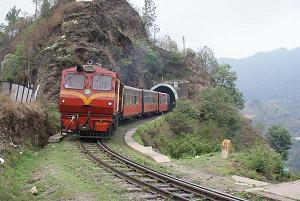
[139, 194, 160, 200]
[152, 183, 171, 188]
[127, 172, 145, 177]
[140, 178, 158, 183]
[117, 168, 133, 171]
[174, 193, 195, 198]
[160, 187, 180, 192]
[126, 187, 143, 192]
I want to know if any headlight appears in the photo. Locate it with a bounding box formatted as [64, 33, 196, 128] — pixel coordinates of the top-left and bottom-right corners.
[108, 102, 113, 106]
[84, 89, 91, 95]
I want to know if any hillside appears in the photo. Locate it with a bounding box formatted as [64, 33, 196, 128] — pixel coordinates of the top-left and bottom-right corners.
[0, 0, 209, 103]
[243, 100, 300, 137]
[219, 47, 300, 117]
[220, 49, 300, 171]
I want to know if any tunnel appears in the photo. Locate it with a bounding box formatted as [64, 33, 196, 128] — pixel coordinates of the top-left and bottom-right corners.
[151, 83, 178, 109]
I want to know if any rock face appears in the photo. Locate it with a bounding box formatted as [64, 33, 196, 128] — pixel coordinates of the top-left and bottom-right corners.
[35, 0, 149, 102]
[1, 0, 212, 102]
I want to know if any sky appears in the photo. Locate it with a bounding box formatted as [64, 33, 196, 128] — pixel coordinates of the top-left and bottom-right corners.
[1, 0, 300, 58]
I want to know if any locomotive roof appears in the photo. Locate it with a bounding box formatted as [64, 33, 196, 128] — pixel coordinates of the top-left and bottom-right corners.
[63, 65, 117, 76]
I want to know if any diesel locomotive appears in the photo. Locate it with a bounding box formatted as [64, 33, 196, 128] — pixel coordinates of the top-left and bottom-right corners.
[59, 64, 170, 138]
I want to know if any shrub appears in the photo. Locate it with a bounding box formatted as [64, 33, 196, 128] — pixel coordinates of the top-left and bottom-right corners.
[213, 64, 244, 109]
[0, 44, 26, 82]
[237, 145, 285, 180]
[195, 121, 226, 142]
[266, 125, 292, 160]
[195, 87, 241, 138]
[167, 134, 220, 159]
[136, 117, 221, 159]
[164, 100, 197, 135]
[0, 95, 49, 147]
[44, 103, 60, 134]
[232, 118, 265, 151]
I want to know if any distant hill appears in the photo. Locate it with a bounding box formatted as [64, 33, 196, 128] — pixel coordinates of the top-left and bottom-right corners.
[219, 47, 300, 117]
[242, 100, 300, 137]
[220, 49, 300, 171]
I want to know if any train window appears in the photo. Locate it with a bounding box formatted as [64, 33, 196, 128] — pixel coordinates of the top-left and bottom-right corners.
[93, 75, 112, 90]
[125, 94, 128, 105]
[134, 96, 138, 104]
[64, 73, 84, 89]
[127, 94, 130, 105]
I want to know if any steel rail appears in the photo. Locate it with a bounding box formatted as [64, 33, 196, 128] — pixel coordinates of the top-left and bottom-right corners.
[80, 142, 191, 200]
[98, 140, 247, 201]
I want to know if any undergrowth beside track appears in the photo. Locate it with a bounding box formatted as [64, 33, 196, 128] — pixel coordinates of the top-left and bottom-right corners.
[134, 106, 292, 182]
[0, 137, 127, 201]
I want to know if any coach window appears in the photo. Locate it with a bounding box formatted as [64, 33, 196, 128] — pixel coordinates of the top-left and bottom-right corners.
[134, 95, 138, 104]
[125, 94, 128, 105]
[93, 75, 112, 90]
[65, 73, 84, 89]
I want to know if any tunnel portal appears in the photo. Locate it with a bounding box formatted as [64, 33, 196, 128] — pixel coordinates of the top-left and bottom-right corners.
[151, 83, 178, 109]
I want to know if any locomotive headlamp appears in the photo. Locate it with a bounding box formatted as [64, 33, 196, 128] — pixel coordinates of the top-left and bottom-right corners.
[83, 65, 95, 72]
[84, 89, 92, 95]
[108, 102, 113, 106]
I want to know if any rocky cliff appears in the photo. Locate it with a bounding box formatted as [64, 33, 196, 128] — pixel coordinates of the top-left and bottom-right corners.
[1, 0, 211, 102]
[35, 0, 150, 101]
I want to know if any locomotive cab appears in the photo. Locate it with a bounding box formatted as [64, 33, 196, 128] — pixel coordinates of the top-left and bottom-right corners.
[59, 65, 123, 138]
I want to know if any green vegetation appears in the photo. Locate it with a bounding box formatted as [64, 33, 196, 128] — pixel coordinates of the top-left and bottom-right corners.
[136, 64, 245, 159]
[142, 0, 159, 37]
[196, 86, 241, 138]
[266, 125, 292, 160]
[134, 40, 164, 84]
[213, 64, 244, 109]
[236, 145, 285, 181]
[0, 138, 127, 201]
[134, 62, 290, 181]
[0, 44, 26, 82]
[44, 103, 61, 134]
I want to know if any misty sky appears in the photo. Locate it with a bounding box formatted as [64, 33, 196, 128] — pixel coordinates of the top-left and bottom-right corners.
[1, 0, 300, 58]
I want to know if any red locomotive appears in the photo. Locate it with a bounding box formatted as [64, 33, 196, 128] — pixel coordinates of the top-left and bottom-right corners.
[59, 64, 170, 138]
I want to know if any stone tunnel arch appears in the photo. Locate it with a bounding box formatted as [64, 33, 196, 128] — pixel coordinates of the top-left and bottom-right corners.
[151, 83, 178, 109]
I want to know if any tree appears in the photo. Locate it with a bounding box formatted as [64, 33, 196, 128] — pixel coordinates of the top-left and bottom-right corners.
[157, 35, 178, 52]
[0, 44, 26, 83]
[0, 23, 6, 32]
[152, 23, 160, 44]
[266, 125, 292, 160]
[196, 86, 241, 138]
[32, 0, 42, 20]
[142, 0, 158, 36]
[41, 0, 51, 17]
[197, 46, 218, 75]
[213, 64, 244, 109]
[5, 6, 21, 37]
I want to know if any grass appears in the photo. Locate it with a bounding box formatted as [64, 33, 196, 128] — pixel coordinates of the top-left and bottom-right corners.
[105, 117, 182, 177]
[173, 152, 235, 176]
[133, 131, 144, 145]
[0, 137, 128, 201]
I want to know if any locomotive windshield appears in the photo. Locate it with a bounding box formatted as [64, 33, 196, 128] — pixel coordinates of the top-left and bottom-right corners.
[93, 75, 112, 90]
[64, 73, 84, 89]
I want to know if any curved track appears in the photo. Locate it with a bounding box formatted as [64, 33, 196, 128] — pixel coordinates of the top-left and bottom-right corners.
[80, 140, 247, 201]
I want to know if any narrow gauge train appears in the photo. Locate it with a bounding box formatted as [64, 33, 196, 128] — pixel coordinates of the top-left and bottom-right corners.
[59, 64, 170, 138]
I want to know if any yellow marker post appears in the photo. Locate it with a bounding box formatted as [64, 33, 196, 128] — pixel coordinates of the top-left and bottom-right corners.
[221, 139, 231, 159]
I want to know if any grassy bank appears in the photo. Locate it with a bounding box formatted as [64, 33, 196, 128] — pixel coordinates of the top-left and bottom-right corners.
[0, 137, 127, 201]
[134, 114, 291, 182]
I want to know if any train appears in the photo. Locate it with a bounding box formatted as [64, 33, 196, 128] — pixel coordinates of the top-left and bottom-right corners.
[59, 64, 170, 138]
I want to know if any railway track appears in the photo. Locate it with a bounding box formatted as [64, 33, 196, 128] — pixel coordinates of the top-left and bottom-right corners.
[80, 140, 247, 201]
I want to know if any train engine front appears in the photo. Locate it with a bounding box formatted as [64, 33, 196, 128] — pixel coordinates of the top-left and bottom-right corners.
[59, 64, 123, 138]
